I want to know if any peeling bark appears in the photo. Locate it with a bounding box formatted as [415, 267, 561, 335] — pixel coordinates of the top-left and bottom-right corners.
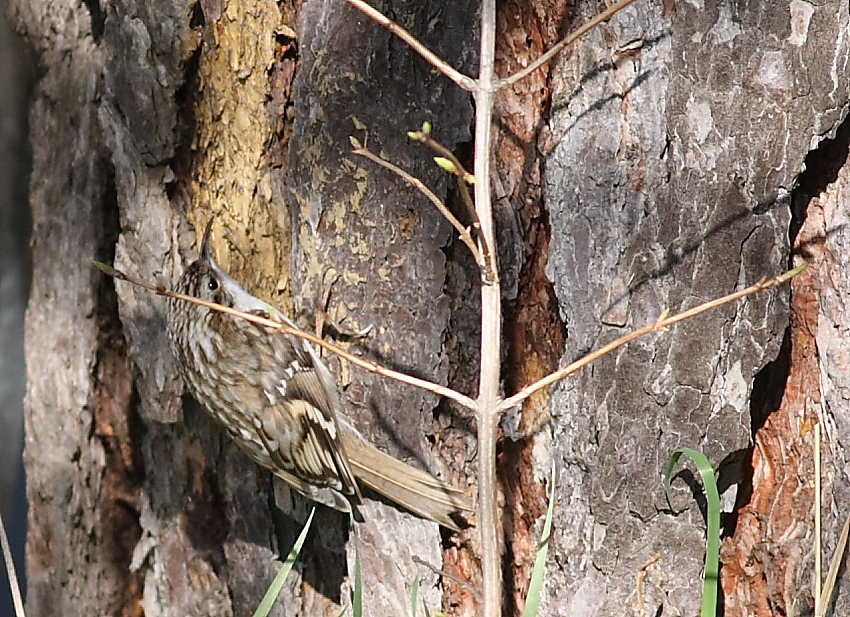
[539, 1, 850, 615]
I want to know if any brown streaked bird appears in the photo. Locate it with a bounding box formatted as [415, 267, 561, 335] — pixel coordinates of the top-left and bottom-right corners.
[166, 219, 471, 530]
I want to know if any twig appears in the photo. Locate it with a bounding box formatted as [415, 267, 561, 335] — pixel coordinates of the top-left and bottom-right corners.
[474, 2, 502, 617]
[411, 555, 483, 602]
[636, 553, 660, 617]
[344, 0, 477, 92]
[499, 266, 805, 412]
[350, 139, 485, 270]
[498, 0, 641, 90]
[407, 129, 496, 284]
[95, 262, 477, 411]
[0, 509, 25, 617]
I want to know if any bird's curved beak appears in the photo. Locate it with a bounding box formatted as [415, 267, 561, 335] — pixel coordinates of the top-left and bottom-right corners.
[199, 218, 215, 264]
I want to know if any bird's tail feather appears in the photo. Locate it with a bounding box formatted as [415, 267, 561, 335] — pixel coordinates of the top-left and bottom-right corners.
[342, 432, 473, 531]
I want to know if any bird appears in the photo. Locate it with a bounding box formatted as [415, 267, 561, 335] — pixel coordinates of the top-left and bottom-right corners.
[166, 219, 472, 530]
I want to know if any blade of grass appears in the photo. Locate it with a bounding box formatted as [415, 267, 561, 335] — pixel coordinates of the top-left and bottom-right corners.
[410, 576, 420, 617]
[0, 509, 25, 617]
[817, 511, 850, 615]
[522, 460, 556, 617]
[252, 508, 315, 617]
[664, 448, 720, 617]
[814, 423, 822, 613]
[349, 510, 362, 617]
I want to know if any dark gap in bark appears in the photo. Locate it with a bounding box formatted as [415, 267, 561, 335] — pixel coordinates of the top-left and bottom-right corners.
[265, 2, 301, 171]
[439, 136, 480, 412]
[165, 44, 201, 209]
[501, 210, 565, 616]
[82, 0, 105, 42]
[725, 329, 790, 538]
[498, 438, 527, 617]
[722, 110, 850, 613]
[750, 330, 792, 437]
[179, 396, 230, 572]
[92, 160, 145, 615]
[296, 507, 349, 605]
[790, 113, 850, 251]
[189, 1, 205, 29]
[491, 1, 571, 610]
[444, 138, 477, 232]
[436, 136, 481, 613]
[183, 467, 230, 552]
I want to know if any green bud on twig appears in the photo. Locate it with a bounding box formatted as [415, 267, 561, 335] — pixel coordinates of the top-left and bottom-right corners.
[434, 157, 456, 173]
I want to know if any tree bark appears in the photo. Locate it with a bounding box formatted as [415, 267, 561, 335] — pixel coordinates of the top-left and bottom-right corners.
[10, 0, 850, 616]
[13, 0, 477, 615]
[521, 2, 850, 616]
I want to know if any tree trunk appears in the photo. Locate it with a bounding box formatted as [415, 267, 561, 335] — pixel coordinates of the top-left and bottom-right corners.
[512, 2, 850, 616]
[13, 0, 477, 615]
[10, 0, 850, 616]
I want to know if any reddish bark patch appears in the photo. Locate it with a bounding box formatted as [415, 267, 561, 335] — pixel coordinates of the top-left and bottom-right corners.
[721, 105, 850, 617]
[93, 284, 144, 617]
[501, 217, 566, 615]
[495, 1, 570, 614]
[719, 264, 818, 615]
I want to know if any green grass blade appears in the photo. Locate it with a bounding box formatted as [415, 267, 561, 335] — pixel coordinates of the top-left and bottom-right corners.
[252, 508, 315, 617]
[350, 509, 362, 617]
[410, 576, 420, 617]
[664, 448, 720, 617]
[522, 460, 557, 617]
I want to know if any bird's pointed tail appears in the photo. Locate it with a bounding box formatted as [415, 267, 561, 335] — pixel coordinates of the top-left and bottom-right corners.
[341, 431, 473, 531]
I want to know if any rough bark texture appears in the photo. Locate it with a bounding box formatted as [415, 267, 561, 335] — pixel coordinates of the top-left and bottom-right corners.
[535, 2, 850, 616]
[13, 0, 477, 615]
[12, 0, 850, 615]
[285, 3, 480, 613]
[720, 111, 850, 617]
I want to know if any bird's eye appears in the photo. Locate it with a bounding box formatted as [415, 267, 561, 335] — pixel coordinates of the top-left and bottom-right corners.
[207, 278, 219, 291]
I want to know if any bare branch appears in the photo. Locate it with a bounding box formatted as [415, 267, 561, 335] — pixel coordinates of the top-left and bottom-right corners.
[409, 129, 477, 191]
[0, 509, 24, 617]
[497, 0, 641, 90]
[408, 129, 496, 284]
[412, 555, 483, 602]
[95, 261, 478, 411]
[350, 138, 486, 271]
[636, 554, 661, 617]
[474, 1, 502, 616]
[498, 266, 805, 412]
[344, 0, 477, 92]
